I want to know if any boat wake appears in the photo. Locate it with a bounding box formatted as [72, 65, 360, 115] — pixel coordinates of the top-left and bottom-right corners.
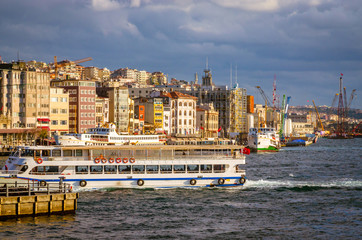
[243, 179, 362, 191]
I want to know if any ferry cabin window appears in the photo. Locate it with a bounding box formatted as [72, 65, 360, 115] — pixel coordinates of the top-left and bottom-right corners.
[19, 165, 28, 173]
[76, 166, 89, 174]
[174, 165, 186, 173]
[75, 150, 83, 157]
[235, 164, 243, 173]
[42, 150, 50, 157]
[52, 150, 61, 157]
[35, 150, 41, 157]
[118, 165, 131, 174]
[63, 150, 72, 157]
[104, 165, 117, 174]
[160, 165, 172, 174]
[90, 165, 103, 174]
[146, 165, 159, 174]
[213, 164, 226, 173]
[23, 149, 34, 157]
[132, 165, 145, 174]
[200, 164, 212, 173]
[187, 165, 199, 173]
[30, 166, 59, 175]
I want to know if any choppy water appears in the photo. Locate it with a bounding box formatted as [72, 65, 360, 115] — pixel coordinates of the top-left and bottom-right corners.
[0, 138, 361, 239]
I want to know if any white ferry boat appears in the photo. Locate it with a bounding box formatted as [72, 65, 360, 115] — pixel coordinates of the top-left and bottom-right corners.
[55, 124, 164, 146]
[0, 145, 247, 190]
[247, 127, 281, 152]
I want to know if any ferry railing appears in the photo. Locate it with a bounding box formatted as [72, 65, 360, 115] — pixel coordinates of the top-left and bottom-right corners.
[0, 170, 21, 176]
[0, 181, 72, 197]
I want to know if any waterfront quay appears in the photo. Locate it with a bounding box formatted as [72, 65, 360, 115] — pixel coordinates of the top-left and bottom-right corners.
[0, 181, 78, 219]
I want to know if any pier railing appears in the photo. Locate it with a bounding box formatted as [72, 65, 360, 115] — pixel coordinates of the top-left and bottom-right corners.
[0, 181, 72, 197]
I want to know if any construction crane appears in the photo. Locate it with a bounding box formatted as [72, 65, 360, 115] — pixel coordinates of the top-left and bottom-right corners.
[347, 89, 357, 111]
[312, 100, 324, 131]
[256, 86, 272, 127]
[331, 93, 338, 108]
[273, 74, 277, 110]
[53, 56, 92, 79]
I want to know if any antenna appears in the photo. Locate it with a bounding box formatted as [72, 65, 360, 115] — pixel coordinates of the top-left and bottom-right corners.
[17, 51, 20, 61]
[234, 64, 238, 88]
[230, 63, 232, 89]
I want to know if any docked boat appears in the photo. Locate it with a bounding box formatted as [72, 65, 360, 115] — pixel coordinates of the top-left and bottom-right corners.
[247, 127, 280, 152]
[0, 145, 247, 190]
[55, 124, 165, 146]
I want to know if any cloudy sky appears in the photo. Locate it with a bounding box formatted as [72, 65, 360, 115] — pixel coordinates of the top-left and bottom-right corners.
[1, 0, 361, 108]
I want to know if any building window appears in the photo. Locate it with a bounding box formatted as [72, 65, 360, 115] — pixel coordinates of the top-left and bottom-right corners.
[51, 97, 58, 102]
[60, 120, 67, 125]
[51, 120, 58, 125]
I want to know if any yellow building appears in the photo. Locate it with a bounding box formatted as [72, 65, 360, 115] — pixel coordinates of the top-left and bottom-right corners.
[144, 98, 163, 133]
[49, 87, 69, 136]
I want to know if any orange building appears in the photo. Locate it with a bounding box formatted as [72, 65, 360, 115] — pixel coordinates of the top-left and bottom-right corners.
[247, 95, 254, 113]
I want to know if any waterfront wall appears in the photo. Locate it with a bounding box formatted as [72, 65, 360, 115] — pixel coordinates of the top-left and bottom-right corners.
[0, 193, 78, 219]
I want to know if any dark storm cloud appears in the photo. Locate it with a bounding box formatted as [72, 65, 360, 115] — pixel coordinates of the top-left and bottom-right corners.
[0, 0, 361, 108]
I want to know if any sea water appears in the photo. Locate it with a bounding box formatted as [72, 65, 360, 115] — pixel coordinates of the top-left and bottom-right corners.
[0, 138, 361, 239]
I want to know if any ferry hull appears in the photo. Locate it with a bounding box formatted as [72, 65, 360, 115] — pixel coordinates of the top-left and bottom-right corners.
[249, 146, 279, 153]
[3, 175, 246, 190]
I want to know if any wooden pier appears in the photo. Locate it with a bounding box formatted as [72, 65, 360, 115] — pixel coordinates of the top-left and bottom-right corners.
[0, 181, 78, 219]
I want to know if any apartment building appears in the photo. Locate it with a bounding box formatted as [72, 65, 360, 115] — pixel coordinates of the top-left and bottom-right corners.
[169, 91, 197, 136]
[51, 79, 96, 133]
[134, 103, 145, 134]
[196, 103, 219, 138]
[97, 86, 130, 133]
[0, 61, 51, 145]
[0, 61, 50, 130]
[84, 66, 99, 80]
[49, 87, 69, 136]
[144, 97, 164, 133]
[95, 96, 109, 125]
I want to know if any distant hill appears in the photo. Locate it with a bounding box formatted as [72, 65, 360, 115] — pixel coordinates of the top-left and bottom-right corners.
[290, 106, 362, 120]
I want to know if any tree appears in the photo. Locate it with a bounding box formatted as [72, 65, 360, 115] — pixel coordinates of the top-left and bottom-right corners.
[39, 129, 49, 145]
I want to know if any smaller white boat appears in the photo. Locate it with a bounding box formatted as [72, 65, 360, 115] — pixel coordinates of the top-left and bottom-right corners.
[247, 127, 280, 152]
[55, 124, 165, 146]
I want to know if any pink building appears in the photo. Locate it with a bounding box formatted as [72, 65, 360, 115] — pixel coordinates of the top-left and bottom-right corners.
[51, 79, 96, 133]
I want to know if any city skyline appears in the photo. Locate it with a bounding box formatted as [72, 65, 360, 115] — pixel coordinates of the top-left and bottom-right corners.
[0, 0, 361, 109]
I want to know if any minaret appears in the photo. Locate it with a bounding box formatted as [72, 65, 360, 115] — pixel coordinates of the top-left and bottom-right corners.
[194, 72, 198, 84]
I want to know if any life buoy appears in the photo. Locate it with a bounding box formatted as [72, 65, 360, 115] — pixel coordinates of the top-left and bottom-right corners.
[101, 157, 107, 163]
[190, 179, 197, 185]
[79, 180, 87, 187]
[109, 158, 115, 163]
[129, 157, 135, 163]
[116, 158, 122, 163]
[239, 177, 246, 184]
[39, 180, 47, 187]
[122, 158, 128, 164]
[37, 158, 43, 164]
[218, 178, 225, 185]
[137, 179, 144, 186]
[94, 158, 100, 164]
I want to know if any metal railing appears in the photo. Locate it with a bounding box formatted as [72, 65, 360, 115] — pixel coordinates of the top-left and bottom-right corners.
[0, 181, 72, 197]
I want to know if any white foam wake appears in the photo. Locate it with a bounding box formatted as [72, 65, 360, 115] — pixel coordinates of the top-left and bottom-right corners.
[243, 179, 362, 189]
